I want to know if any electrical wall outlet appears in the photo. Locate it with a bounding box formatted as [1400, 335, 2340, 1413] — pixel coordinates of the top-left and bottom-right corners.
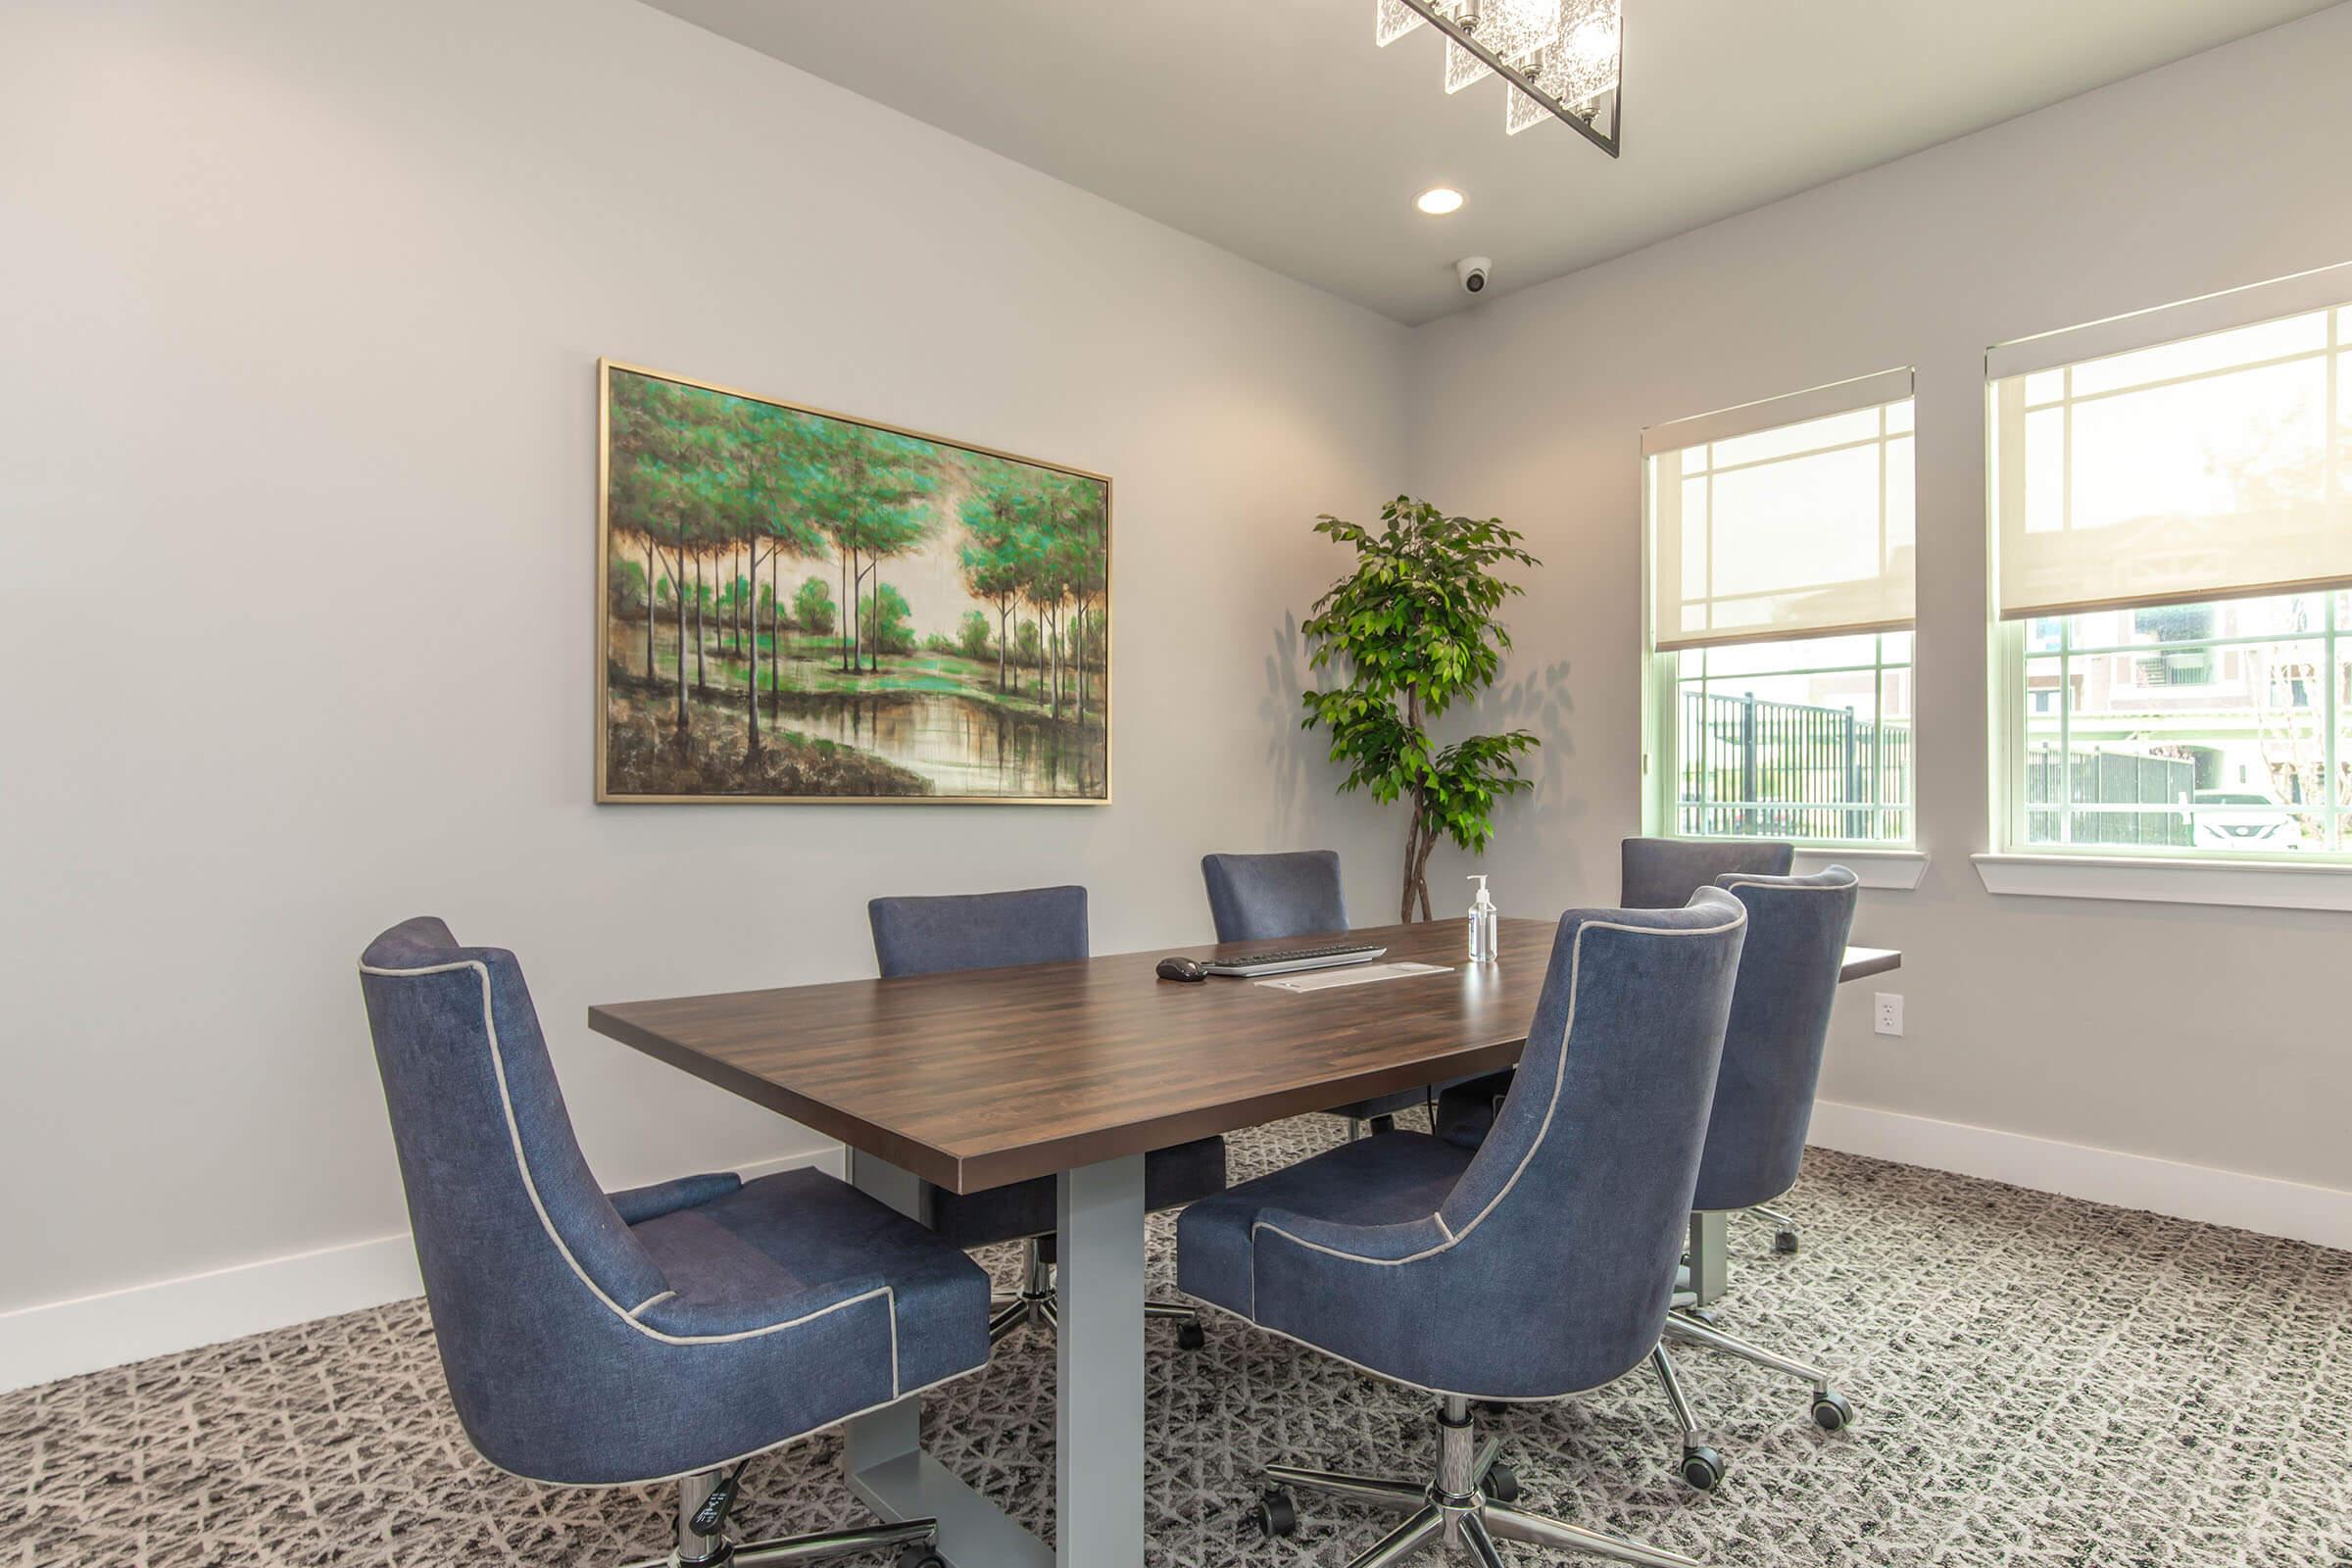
[1874, 992, 1904, 1037]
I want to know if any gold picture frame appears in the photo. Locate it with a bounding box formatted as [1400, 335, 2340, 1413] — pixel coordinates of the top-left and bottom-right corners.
[597, 359, 1111, 805]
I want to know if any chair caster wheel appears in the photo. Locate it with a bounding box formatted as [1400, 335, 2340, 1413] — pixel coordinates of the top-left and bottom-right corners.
[1810, 1391, 1854, 1432]
[895, 1546, 949, 1568]
[1251, 1488, 1298, 1538]
[1175, 1321, 1206, 1351]
[1774, 1228, 1800, 1254]
[1483, 1462, 1520, 1504]
[1680, 1446, 1726, 1492]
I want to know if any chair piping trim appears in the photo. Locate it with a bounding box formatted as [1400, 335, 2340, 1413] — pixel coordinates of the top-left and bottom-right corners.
[626, 1290, 675, 1316]
[463, 1362, 984, 1491]
[1180, 1292, 1640, 1404]
[1248, 908, 1745, 1284]
[359, 957, 900, 1374]
[1711, 871, 1858, 892]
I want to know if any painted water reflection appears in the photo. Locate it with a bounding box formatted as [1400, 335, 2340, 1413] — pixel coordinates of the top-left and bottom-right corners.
[768, 689, 1102, 798]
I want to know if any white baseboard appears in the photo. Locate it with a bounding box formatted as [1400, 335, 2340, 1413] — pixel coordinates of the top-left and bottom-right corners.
[0, 1146, 845, 1395]
[1807, 1099, 2352, 1251]
[13, 1114, 2343, 1396]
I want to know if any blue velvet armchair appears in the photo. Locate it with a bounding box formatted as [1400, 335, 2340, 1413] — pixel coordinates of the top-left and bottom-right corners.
[1200, 850, 1468, 1134]
[1436, 866, 1863, 1491]
[1177, 893, 1748, 1568]
[359, 917, 981, 1568]
[867, 884, 1224, 1352]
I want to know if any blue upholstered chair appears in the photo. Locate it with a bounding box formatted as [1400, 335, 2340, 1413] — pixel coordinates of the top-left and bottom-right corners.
[1178, 893, 1748, 1568]
[1437, 866, 1862, 1491]
[867, 885, 1225, 1350]
[1619, 836, 1794, 909]
[1200, 850, 1450, 1136]
[358, 917, 980, 1568]
[1623, 836, 1800, 1252]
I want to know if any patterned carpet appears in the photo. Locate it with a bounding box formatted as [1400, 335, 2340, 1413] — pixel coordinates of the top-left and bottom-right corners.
[5, 1111, 2349, 1568]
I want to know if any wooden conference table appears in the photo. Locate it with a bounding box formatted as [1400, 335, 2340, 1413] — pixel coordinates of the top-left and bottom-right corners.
[590, 916, 1900, 1568]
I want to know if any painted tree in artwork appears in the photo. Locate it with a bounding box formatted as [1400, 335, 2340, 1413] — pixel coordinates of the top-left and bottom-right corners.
[802, 420, 937, 673]
[792, 575, 836, 636]
[1047, 472, 1109, 727]
[609, 371, 720, 737]
[716, 398, 826, 757]
[958, 459, 1040, 695]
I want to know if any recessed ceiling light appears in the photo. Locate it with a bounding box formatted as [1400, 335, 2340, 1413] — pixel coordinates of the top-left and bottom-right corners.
[1415, 187, 1465, 216]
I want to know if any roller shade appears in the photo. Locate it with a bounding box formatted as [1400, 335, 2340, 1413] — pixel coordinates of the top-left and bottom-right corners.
[1646, 369, 1916, 652]
[1990, 262, 2352, 620]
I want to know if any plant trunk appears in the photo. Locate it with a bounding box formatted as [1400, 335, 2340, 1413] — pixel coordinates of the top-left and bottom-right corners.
[1413, 801, 1439, 921]
[693, 556, 706, 694]
[1073, 602, 1085, 727]
[996, 603, 1009, 692]
[643, 541, 656, 681]
[1398, 798, 1425, 923]
[768, 550, 780, 722]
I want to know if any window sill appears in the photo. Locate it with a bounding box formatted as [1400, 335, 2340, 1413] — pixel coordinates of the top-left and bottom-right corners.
[1792, 848, 1928, 891]
[1972, 853, 2352, 912]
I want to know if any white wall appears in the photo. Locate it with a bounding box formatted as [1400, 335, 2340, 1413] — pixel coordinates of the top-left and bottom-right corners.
[0, 0, 1409, 1358]
[1406, 6, 2352, 1197]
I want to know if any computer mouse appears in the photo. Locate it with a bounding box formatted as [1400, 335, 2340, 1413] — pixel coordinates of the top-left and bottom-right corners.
[1155, 956, 1208, 983]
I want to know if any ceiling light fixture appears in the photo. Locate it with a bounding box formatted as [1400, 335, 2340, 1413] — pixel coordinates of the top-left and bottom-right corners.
[1375, 0, 1623, 158]
[1415, 186, 1466, 215]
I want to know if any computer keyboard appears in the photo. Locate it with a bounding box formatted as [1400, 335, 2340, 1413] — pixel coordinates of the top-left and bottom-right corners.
[1202, 942, 1387, 978]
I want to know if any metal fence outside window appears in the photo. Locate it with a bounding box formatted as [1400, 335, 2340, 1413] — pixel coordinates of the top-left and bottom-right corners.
[1677, 690, 1910, 842]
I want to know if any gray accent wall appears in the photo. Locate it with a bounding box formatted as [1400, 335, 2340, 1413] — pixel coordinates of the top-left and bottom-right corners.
[0, 0, 1410, 1316]
[1403, 4, 2352, 1196]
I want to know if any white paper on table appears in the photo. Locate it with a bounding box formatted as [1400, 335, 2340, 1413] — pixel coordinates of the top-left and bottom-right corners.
[1255, 960, 1454, 993]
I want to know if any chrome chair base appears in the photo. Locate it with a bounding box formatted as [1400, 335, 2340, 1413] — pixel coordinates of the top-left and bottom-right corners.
[1662, 1308, 1855, 1443]
[987, 1237, 1204, 1348]
[621, 1470, 941, 1568]
[1252, 1396, 1698, 1568]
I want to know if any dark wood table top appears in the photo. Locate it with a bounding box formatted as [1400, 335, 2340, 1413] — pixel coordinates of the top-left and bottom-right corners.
[589, 918, 1901, 1196]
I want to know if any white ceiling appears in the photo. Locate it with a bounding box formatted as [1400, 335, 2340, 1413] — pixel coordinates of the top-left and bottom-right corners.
[642, 0, 2339, 325]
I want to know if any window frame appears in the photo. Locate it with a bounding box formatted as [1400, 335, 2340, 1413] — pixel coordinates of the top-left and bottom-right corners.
[1989, 595, 2352, 866]
[1640, 372, 1921, 855]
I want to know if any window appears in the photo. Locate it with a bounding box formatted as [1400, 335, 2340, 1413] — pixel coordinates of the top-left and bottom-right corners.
[2012, 592, 2350, 855]
[1643, 369, 1917, 846]
[1990, 266, 2352, 861]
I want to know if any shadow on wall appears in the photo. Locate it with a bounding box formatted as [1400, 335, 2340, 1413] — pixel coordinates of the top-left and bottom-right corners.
[1260, 612, 1311, 842]
[1488, 657, 1587, 894]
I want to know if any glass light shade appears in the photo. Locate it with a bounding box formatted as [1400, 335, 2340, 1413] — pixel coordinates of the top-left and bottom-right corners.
[1374, 0, 1427, 47]
[1446, 0, 1558, 91]
[1505, 0, 1621, 132]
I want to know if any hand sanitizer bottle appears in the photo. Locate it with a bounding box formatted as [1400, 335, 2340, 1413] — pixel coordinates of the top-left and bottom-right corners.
[1467, 875, 1497, 963]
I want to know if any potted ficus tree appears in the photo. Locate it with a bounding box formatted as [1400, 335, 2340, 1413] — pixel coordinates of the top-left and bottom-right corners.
[1300, 497, 1542, 921]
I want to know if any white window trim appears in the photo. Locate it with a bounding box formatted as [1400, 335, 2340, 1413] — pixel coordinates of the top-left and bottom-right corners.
[1792, 847, 1927, 890]
[1972, 852, 2352, 912]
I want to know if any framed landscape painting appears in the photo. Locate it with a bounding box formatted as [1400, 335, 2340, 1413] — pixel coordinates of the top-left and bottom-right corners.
[597, 361, 1110, 804]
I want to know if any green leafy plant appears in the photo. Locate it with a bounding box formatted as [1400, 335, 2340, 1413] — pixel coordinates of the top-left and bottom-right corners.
[1300, 497, 1541, 922]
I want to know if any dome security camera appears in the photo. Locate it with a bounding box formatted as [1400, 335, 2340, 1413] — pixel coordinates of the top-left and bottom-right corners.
[1456, 256, 1493, 295]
